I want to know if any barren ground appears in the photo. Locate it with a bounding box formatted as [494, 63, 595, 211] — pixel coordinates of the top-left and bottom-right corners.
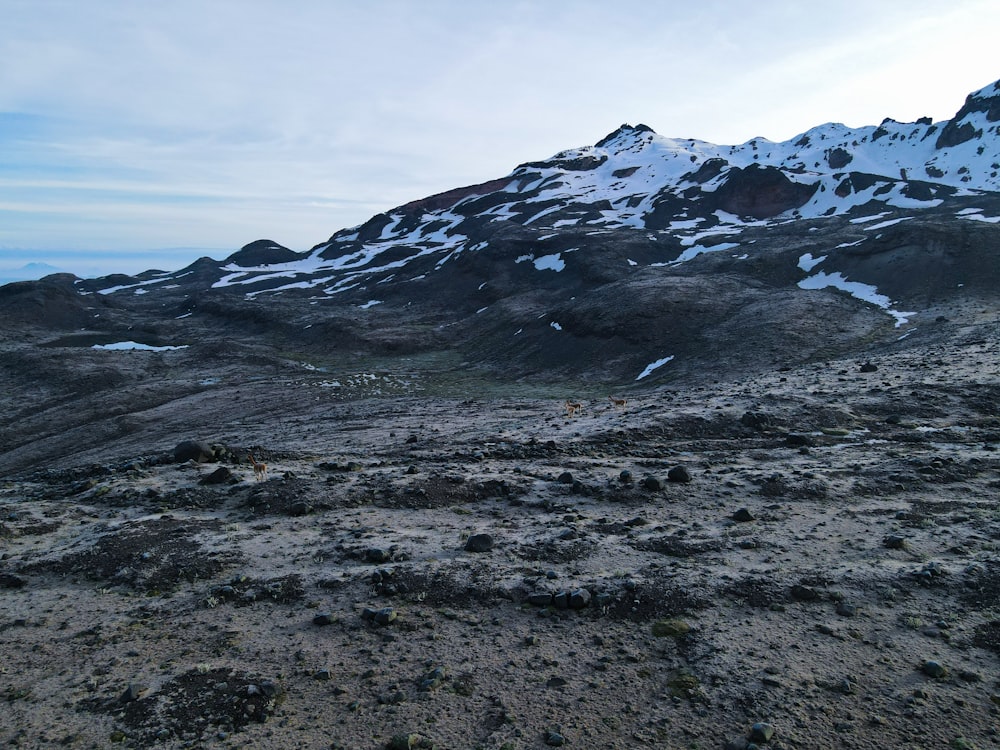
[2, 319, 999, 750]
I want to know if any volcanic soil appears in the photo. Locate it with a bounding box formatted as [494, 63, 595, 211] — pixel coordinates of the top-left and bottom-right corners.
[1, 313, 999, 749]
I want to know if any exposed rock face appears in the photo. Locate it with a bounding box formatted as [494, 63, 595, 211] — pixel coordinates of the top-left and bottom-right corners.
[709, 164, 819, 219]
[826, 147, 853, 169]
[936, 79, 1000, 148]
[935, 119, 980, 149]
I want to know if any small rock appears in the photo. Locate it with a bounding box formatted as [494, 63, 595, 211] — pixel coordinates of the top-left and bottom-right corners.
[641, 475, 664, 491]
[259, 680, 280, 698]
[790, 584, 819, 601]
[386, 733, 428, 750]
[366, 548, 393, 564]
[120, 684, 143, 704]
[418, 666, 446, 691]
[731, 507, 755, 523]
[883, 534, 908, 550]
[312, 613, 334, 626]
[667, 465, 692, 483]
[836, 601, 858, 617]
[921, 660, 948, 678]
[199, 466, 234, 485]
[568, 588, 591, 609]
[749, 722, 775, 743]
[544, 730, 567, 746]
[372, 607, 398, 626]
[528, 592, 553, 606]
[464, 533, 494, 553]
[557, 471, 574, 484]
[784, 433, 814, 448]
[288, 501, 313, 517]
[859, 362, 878, 372]
[619, 469, 634, 484]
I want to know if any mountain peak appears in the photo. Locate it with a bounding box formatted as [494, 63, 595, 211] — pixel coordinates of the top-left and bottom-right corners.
[595, 123, 656, 148]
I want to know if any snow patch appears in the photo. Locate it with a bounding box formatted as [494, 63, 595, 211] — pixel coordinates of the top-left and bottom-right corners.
[798, 253, 827, 272]
[961, 212, 1000, 223]
[670, 242, 740, 264]
[636, 355, 674, 380]
[849, 213, 890, 224]
[862, 216, 913, 231]
[533, 253, 566, 272]
[797, 271, 915, 327]
[92, 342, 188, 352]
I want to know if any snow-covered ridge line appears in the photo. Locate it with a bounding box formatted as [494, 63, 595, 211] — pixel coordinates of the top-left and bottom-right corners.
[78, 77, 999, 312]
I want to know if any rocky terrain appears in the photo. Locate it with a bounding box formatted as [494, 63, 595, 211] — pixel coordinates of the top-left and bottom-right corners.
[1, 78, 999, 749]
[1, 301, 998, 749]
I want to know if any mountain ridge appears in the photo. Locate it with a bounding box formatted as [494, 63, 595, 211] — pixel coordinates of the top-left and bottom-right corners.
[6, 77, 1000, 384]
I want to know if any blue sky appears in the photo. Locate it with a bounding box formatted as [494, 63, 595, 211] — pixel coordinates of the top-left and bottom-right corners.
[1, 0, 998, 280]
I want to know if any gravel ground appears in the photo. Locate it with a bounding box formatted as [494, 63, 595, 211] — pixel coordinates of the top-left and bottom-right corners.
[2, 318, 999, 749]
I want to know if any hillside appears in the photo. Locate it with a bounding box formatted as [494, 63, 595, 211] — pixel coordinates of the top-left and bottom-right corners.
[1, 79, 999, 750]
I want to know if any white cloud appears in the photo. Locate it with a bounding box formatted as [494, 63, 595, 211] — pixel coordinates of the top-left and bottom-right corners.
[1, 0, 998, 274]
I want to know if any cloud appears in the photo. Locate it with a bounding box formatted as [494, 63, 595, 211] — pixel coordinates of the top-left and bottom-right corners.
[1, 0, 998, 275]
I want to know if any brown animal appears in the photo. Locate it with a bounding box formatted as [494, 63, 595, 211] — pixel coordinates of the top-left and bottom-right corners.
[248, 452, 268, 482]
[608, 395, 627, 409]
[565, 399, 583, 417]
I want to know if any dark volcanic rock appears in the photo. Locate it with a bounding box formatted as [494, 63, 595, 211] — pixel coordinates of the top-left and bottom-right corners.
[464, 533, 494, 553]
[710, 164, 819, 219]
[174, 440, 215, 463]
[667, 465, 692, 483]
[199, 466, 234, 485]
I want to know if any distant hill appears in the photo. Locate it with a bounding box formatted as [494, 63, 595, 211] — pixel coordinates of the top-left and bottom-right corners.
[0, 262, 65, 286]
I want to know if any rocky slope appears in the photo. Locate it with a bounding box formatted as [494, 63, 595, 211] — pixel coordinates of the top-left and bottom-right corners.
[1, 79, 999, 750]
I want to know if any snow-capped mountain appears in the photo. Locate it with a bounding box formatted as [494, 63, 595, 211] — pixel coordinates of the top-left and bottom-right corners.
[14, 78, 1000, 383]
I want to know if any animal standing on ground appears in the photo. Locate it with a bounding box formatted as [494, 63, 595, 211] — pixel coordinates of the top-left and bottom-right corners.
[609, 395, 628, 409]
[565, 399, 583, 417]
[248, 452, 268, 481]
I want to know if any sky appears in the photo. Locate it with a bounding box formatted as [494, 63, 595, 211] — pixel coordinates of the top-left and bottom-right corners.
[1, 0, 998, 280]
